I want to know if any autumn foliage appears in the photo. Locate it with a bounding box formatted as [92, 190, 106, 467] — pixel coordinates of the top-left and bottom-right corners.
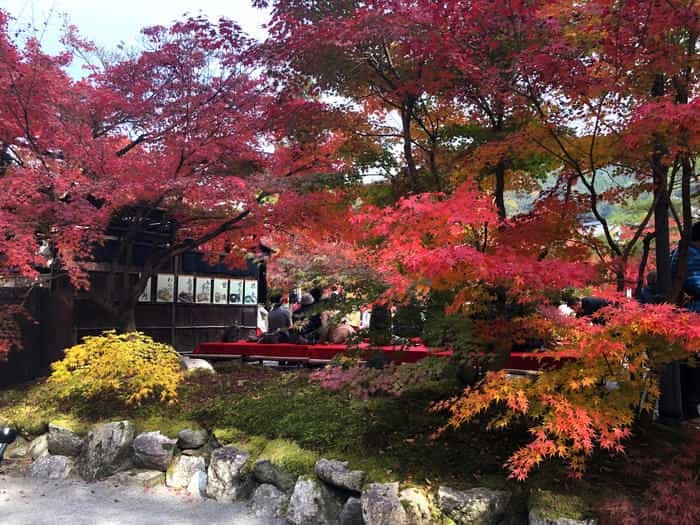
[50, 331, 182, 407]
[2, 0, 700, 484]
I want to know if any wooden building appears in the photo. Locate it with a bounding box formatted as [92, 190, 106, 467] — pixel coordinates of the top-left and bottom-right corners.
[0, 209, 267, 385]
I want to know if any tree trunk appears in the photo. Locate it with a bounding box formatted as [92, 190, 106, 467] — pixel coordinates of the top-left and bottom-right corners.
[495, 160, 507, 222]
[401, 98, 419, 192]
[615, 264, 627, 294]
[651, 75, 672, 302]
[117, 305, 137, 333]
[634, 232, 655, 298]
[671, 154, 693, 303]
[428, 141, 442, 192]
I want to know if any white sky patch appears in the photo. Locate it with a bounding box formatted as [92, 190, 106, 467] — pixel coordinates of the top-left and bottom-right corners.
[4, 0, 270, 55]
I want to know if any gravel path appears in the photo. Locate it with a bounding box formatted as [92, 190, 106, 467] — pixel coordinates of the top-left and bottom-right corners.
[0, 470, 283, 525]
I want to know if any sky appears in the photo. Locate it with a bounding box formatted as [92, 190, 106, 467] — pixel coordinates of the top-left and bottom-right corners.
[3, 0, 270, 58]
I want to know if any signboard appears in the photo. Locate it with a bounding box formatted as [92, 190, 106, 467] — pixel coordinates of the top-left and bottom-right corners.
[228, 279, 243, 305]
[244, 280, 258, 305]
[195, 278, 212, 304]
[177, 275, 194, 303]
[213, 278, 228, 305]
[156, 274, 175, 302]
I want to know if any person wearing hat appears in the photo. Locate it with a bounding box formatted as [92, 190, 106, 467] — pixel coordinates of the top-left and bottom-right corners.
[293, 293, 315, 324]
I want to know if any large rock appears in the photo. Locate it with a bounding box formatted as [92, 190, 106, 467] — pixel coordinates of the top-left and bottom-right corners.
[361, 482, 408, 525]
[166, 454, 206, 489]
[253, 459, 297, 492]
[400, 488, 434, 525]
[132, 431, 177, 471]
[528, 510, 597, 525]
[30, 455, 76, 479]
[206, 446, 251, 502]
[180, 356, 215, 373]
[287, 476, 343, 525]
[48, 422, 84, 457]
[5, 435, 29, 459]
[438, 486, 511, 525]
[28, 434, 49, 459]
[111, 469, 164, 488]
[187, 470, 208, 499]
[178, 428, 208, 449]
[339, 496, 365, 525]
[250, 483, 289, 518]
[78, 421, 135, 481]
[315, 458, 365, 493]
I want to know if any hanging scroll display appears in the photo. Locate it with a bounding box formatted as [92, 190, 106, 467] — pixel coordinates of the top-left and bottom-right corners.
[156, 274, 175, 302]
[244, 280, 258, 305]
[213, 278, 228, 304]
[228, 279, 243, 304]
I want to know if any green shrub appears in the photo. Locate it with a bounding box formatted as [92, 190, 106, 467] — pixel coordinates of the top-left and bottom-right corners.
[50, 331, 182, 407]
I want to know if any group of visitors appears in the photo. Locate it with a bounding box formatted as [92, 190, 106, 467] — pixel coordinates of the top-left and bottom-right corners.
[264, 287, 357, 344]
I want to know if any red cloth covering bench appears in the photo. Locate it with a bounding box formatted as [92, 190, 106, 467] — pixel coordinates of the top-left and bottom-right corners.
[192, 342, 575, 371]
[192, 341, 453, 364]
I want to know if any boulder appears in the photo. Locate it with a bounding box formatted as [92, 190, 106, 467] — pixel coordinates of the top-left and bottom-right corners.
[28, 434, 49, 459]
[438, 486, 511, 525]
[166, 454, 206, 489]
[361, 482, 408, 525]
[5, 435, 29, 459]
[187, 470, 208, 499]
[250, 483, 289, 518]
[400, 488, 434, 525]
[287, 476, 343, 525]
[30, 455, 76, 479]
[315, 458, 365, 493]
[111, 469, 164, 488]
[252, 459, 297, 493]
[206, 446, 251, 502]
[180, 356, 215, 373]
[177, 428, 208, 449]
[78, 421, 135, 481]
[528, 511, 597, 525]
[181, 445, 213, 464]
[339, 496, 365, 525]
[132, 431, 177, 471]
[47, 422, 84, 457]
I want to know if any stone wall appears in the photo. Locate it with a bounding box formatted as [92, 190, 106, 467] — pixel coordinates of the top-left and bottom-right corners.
[9, 420, 597, 525]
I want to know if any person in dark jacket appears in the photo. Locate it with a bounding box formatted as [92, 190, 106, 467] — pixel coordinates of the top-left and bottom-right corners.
[293, 293, 315, 324]
[666, 222, 700, 420]
[268, 293, 292, 332]
[671, 222, 700, 312]
[639, 271, 658, 305]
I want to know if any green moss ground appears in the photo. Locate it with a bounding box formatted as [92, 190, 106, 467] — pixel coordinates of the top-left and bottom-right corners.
[0, 360, 691, 517]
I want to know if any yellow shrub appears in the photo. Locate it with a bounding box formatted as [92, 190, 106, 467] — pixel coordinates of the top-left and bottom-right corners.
[50, 331, 183, 406]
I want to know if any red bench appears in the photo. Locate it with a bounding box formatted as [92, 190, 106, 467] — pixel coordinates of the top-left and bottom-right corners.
[192, 341, 575, 371]
[192, 341, 453, 364]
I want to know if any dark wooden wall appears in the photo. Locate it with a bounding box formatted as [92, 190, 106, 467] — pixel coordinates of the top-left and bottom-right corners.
[74, 300, 258, 352]
[0, 286, 73, 386]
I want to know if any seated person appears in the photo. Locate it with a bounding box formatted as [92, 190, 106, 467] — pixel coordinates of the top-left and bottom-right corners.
[294, 291, 326, 343]
[672, 222, 700, 312]
[222, 324, 241, 342]
[328, 317, 356, 344]
[268, 293, 292, 332]
[293, 293, 315, 324]
[638, 271, 658, 304]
